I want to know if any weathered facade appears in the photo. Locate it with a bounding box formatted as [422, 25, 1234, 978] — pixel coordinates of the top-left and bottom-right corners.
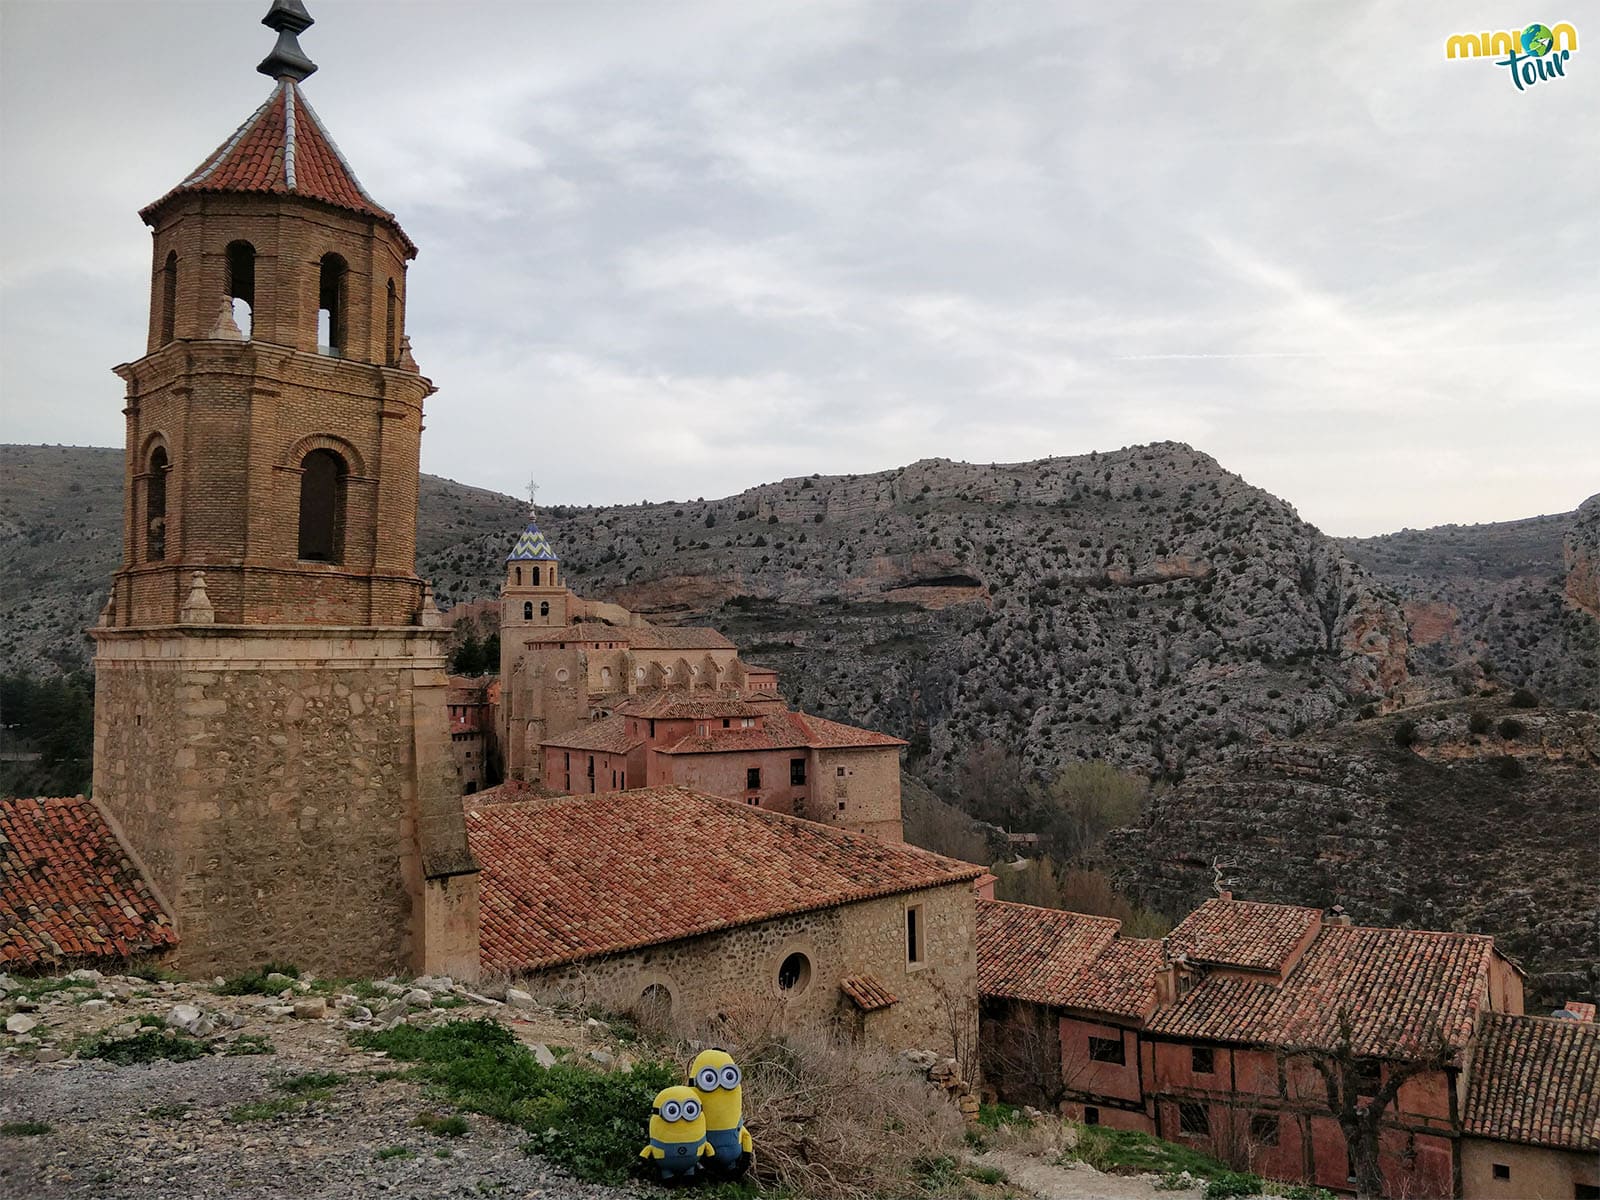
[88, 7, 478, 980]
[467, 787, 979, 1061]
[978, 896, 1558, 1199]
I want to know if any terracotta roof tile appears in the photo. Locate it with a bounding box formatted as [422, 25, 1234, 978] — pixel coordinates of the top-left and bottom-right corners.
[977, 900, 1159, 1021]
[1167, 898, 1321, 973]
[1463, 1014, 1600, 1151]
[467, 787, 982, 973]
[0, 796, 177, 969]
[516, 626, 735, 651]
[620, 694, 762, 720]
[140, 80, 414, 256]
[840, 974, 898, 1012]
[1148, 924, 1497, 1057]
[654, 710, 904, 755]
[542, 714, 644, 755]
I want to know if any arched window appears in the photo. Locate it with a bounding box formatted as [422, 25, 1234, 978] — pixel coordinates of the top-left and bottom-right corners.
[225, 240, 255, 338]
[515, 566, 522, 585]
[540, 601, 550, 618]
[145, 446, 169, 561]
[160, 251, 178, 344]
[297, 448, 347, 562]
[601, 666, 612, 686]
[318, 253, 348, 357]
[384, 278, 397, 364]
[533, 566, 541, 586]
[523, 601, 533, 620]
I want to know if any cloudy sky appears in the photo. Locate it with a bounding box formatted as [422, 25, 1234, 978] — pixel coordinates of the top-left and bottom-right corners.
[1, 1, 1594, 536]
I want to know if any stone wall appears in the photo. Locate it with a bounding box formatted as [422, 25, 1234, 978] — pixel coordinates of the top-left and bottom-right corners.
[91, 625, 477, 980]
[524, 881, 977, 1064]
[814, 746, 904, 842]
[1461, 1137, 1599, 1200]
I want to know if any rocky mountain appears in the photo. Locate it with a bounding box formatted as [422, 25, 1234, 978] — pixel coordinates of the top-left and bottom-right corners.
[6, 442, 1594, 787]
[1109, 697, 1600, 1006]
[1340, 502, 1600, 711]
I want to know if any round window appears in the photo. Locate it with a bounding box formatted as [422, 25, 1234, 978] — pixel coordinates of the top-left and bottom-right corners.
[555, 667, 569, 682]
[777, 951, 812, 994]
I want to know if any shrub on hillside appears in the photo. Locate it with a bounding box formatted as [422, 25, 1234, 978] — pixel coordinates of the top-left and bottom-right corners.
[1467, 712, 1493, 735]
[1509, 687, 1540, 708]
[1392, 720, 1418, 749]
[1497, 717, 1525, 740]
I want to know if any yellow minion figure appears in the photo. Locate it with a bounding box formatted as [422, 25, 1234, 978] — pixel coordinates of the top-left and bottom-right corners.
[640, 1085, 711, 1181]
[690, 1049, 753, 1179]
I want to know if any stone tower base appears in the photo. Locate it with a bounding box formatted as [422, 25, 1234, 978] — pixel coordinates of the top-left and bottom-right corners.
[91, 625, 479, 981]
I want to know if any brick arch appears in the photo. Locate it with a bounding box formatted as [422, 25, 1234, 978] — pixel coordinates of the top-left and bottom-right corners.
[282, 433, 365, 477]
[138, 430, 172, 463]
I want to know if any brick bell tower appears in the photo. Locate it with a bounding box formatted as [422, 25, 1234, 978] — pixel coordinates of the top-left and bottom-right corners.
[91, 0, 479, 979]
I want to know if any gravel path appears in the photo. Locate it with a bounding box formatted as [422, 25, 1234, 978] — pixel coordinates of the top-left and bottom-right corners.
[1, 971, 651, 1200]
[1, 1051, 649, 1200]
[971, 1151, 1205, 1200]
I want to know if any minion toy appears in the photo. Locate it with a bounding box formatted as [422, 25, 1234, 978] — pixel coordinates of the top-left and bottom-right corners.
[640, 1085, 711, 1182]
[690, 1049, 753, 1179]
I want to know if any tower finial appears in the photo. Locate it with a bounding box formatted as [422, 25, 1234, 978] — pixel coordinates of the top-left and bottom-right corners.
[257, 0, 317, 82]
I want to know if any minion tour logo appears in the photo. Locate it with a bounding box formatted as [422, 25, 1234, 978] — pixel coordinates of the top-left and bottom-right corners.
[1445, 22, 1579, 91]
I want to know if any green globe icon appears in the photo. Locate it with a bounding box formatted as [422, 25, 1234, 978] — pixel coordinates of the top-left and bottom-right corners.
[1522, 23, 1554, 55]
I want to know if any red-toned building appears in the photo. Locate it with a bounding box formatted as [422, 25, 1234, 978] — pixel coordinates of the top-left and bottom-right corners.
[446, 675, 498, 795]
[976, 895, 1590, 1198]
[540, 693, 907, 843]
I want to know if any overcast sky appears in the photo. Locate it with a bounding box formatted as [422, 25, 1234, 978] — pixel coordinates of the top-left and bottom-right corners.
[1, 1, 1594, 536]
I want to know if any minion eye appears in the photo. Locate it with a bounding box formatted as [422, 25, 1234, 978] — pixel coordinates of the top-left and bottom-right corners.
[662, 1100, 682, 1122]
[683, 1098, 700, 1120]
[697, 1066, 720, 1090]
[721, 1065, 741, 1089]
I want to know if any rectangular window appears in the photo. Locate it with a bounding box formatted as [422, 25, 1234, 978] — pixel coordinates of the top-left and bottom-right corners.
[906, 903, 925, 965]
[746, 767, 761, 789]
[723, 718, 731, 728]
[1491, 1164, 1510, 1181]
[1178, 1101, 1209, 1136]
[1250, 1112, 1279, 1147]
[837, 766, 846, 777]
[1575, 1184, 1600, 1200]
[1191, 1046, 1215, 1074]
[1354, 1060, 1382, 1098]
[1088, 1036, 1125, 1065]
[790, 758, 807, 785]
[1083, 1106, 1100, 1126]
[742, 717, 755, 728]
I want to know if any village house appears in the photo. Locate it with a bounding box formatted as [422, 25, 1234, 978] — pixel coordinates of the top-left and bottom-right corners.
[465, 786, 979, 1059]
[496, 519, 907, 841]
[446, 674, 497, 795]
[978, 894, 1597, 1199]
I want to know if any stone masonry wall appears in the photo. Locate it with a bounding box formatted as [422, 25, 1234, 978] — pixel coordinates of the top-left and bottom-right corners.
[525, 882, 978, 1063]
[91, 626, 470, 980]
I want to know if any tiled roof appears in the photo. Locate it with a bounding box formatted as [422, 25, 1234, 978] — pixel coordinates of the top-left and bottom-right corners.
[467, 787, 983, 973]
[840, 974, 898, 1012]
[1, 796, 178, 969]
[620, 694, 762, 720]
[976, 900, 1158, 1021]
[520, 626, 632, 646]
[1148, 924, 1497, 1058]
[1561, 1001, 1597, 1022]
[140, 79, 413, 255]
[506, 520, 560, 562]
[1463, 1014, 1600, 1151]
[1166, 898, 1321, 973]
[542, 715, 644, 755]
[655, 710, 905, 756]
[787, 712, 907, 749]
[625, 625, 737, 651]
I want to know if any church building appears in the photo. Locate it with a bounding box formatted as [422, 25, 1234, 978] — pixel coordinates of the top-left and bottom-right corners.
[88, 0, 479, 980]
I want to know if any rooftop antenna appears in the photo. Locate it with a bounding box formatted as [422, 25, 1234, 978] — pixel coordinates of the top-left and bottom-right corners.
[257, 0, 317, 82]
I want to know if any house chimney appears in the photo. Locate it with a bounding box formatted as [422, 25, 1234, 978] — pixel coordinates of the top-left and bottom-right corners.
[1329, 904, 1352, 927]
[1218, 889, 1233, 902]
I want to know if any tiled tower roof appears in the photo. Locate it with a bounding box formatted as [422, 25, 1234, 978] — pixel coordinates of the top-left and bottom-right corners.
[506, 520, 560, 563]
[139, 78, 415, 256]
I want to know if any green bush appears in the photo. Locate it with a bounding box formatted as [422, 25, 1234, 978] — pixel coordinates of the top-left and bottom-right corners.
[1, 1121, 52, 1137]
[1509, 687, 1540, 708]
[353, 1018, 674, 1185]
[414, 1112, 470, 1137]
[80, 1029, 209, 1065]
[1497, 717, 1525, 739]
[1467, 712, 1493, 735]
[1392, 719, 1418, 748]
[216, 962, 300, 996]
[1205, 1171, 1263, 1199]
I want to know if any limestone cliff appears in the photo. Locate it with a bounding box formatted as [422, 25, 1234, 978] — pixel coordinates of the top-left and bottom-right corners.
[1566, 494, 1600, 617]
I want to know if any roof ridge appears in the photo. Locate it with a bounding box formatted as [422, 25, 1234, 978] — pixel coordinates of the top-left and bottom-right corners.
[182, 82, 285, 189]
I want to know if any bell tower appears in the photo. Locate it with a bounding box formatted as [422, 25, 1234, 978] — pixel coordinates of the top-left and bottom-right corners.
[91, 1, 479, 980]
